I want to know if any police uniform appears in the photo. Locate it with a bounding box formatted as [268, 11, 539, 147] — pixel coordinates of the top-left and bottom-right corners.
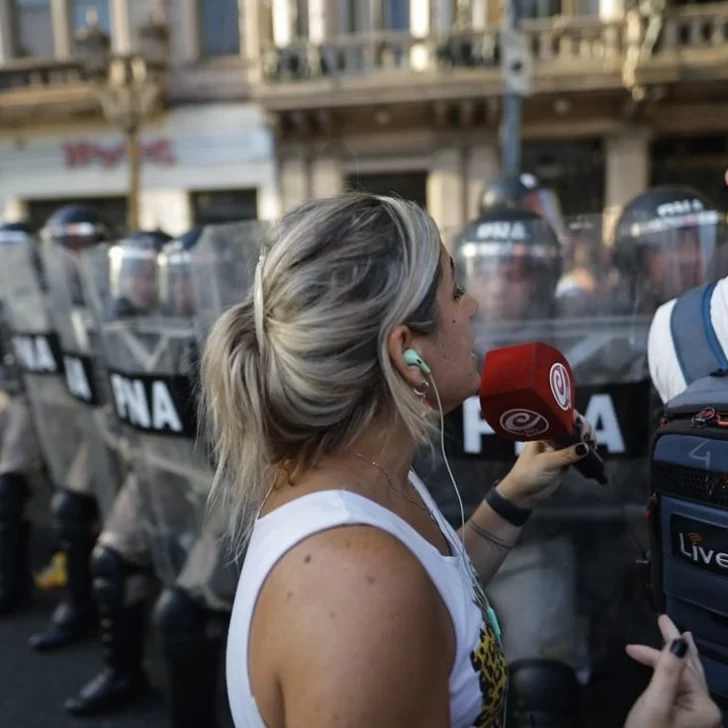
[0, 226, 45, 614]
[66, 229, 238, 728]
[25, 206, 120, 652]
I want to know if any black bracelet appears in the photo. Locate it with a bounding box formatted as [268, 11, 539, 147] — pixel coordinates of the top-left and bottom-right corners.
[485, 483, 532, 527]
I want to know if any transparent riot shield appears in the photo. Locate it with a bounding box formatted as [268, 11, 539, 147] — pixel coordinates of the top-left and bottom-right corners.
[437, 211, 724, 681]
[79, 241, 209, 588]
[187, 221, 265, 606]
[0, 300, 23, 395]
[191, 221, 264, 346]
[0, 236, 84, 492]
[40, 242, 126, 518]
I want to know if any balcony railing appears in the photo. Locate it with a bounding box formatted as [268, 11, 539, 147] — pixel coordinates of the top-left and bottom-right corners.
[0, 57, 97, 117]
[254, 3, 728, 104]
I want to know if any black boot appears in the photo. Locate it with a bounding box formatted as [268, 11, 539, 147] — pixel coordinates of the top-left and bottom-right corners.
[154, 586, 228, 728]
[0, 473, 32, 615]
[29, 489, 98, 650]
[64, 545, 149, 716]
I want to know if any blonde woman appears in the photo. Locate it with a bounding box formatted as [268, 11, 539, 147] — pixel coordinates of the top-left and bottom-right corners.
[201, 193, 720, 728]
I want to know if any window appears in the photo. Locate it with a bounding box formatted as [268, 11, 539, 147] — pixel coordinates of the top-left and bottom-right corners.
[651, 135, 728, 207]
[26, 197, 127, 234]
[13, 0, 54, 59]
[71, 0, 111, 32]
[191, 190, 258, 226]
[522, 140, 605, 215]
[385, 0, 409, 30]
[519, 0, 562, 19]
[199, 0, 241, 57]
[345, 172, 428, 209]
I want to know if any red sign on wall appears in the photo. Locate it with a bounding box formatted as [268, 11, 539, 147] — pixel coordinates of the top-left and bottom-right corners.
[63, 139, 175, 169]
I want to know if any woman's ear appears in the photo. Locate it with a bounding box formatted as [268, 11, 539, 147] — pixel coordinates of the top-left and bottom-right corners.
[387, 325, 428, 389]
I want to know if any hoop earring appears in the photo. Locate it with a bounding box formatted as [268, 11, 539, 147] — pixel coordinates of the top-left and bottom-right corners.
[413, 387, 427, 398]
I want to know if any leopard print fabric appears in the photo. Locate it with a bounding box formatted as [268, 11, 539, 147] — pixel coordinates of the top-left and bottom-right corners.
[470, 621, 508, 727]
[467, 557, 509, 727]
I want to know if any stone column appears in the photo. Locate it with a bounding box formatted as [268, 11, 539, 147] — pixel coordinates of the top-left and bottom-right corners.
[308, 0, 325, 42]
[279, 150, 310, 212]
[466, 142, 499, 222]
[471, 0, 488, 28]
[51, 0, 72, 59]
[431, 0, 453, 32]
[311, 155, 343, 199]
[427, 147, 466, 243]
[604, 127, 651, 211]
[110, 0, 132, 53]
[271, 0, 293, 46]
[241, 0, 264, 82]
[2, 197, 29, 223]
[257, 182, 281, 221]
[140, 189, 191, 236]
[0, 0, 13, 62]
[409, 0, 429, 70]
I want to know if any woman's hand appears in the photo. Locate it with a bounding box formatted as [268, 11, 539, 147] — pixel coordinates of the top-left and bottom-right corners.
[497, 412, 594, 509]
[623, 614, 722, 728]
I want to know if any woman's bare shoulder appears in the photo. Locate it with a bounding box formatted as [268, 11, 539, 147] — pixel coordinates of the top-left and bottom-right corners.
[261, 523, 439, 618]
[251, 525, 452, 727]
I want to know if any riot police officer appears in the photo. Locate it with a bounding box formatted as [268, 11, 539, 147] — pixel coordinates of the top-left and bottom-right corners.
[458, 206, 563, 326]
[0, 222, 45, 615]
[612, 185, 727, 314]
[481, 173, 567, 241]
[64, 228, 172, 715]
[67, 228, 237, 728]
[154, 227, 237, 728]
[27, 204, 114, 650]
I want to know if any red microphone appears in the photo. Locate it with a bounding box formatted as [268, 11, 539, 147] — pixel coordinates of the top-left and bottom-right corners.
[479, 342, 607, 485]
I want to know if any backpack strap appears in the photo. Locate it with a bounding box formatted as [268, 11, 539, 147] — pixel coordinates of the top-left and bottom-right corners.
[669, 281, 728, 384]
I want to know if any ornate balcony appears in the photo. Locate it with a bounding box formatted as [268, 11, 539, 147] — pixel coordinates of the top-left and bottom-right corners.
[0, 58, 98, 122]
[251, 3, 728, 112]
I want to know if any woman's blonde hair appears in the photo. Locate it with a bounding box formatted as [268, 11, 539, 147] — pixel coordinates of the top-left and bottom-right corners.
[200, 192, 443, 552]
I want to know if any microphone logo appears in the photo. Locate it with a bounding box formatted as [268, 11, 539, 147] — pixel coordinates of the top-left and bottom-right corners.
[499, 408, 550, 437]
[549, 362, 571, 412]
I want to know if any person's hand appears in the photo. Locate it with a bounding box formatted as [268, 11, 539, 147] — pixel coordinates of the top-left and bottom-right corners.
[623, 614, 722, 728]
[497, 411, 594, 509]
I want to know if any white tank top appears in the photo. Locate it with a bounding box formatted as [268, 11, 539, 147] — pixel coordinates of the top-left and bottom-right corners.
[226, 471, 508, 728]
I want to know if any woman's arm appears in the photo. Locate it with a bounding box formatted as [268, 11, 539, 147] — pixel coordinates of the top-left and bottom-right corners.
[458, 477, 523, 585]
[457, 440, 587, 585]
[256, 525, 453, 728]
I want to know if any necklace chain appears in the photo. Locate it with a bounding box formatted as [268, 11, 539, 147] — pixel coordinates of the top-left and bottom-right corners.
[347, 451, 434, 518]
[259, 451, 435, 521]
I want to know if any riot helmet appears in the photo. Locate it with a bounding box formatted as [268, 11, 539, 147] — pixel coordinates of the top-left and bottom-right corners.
[109, 229, 173, 317]
[0, 221, 47, 291]
[41, 206, 111, 306]
[159, 228, 201, 317]
[0, 220, 34, 245]
[480, 173, 566, 240]
[40, 204, 110, 250]
[612, 185, 727, 311]
[455, 207, 562, 322]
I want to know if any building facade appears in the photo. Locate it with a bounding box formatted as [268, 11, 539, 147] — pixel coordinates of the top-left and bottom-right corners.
[0, 0, 726, 233]
[241, 0, 728, 231]
[0, 0, 278, 231]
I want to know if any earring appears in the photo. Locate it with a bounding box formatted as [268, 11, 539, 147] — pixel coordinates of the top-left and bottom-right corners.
[413, 387, 427, 398]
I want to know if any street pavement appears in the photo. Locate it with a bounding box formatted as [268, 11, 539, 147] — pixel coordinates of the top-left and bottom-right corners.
[0, 588, 167, 728]
[0, 512, 233, 728]
[0, 518, 170, 728]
